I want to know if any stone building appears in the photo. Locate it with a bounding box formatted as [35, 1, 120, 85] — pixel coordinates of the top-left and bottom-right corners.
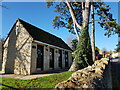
[2, 19, 72, 75]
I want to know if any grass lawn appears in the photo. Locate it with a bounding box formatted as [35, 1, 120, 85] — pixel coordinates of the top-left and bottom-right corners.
[0, 71, 75, 89]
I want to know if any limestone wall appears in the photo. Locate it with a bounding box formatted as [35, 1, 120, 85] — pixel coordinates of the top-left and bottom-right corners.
[14, 21, 33, 75]
[43, 45, 50, 71]
[55, 58, 112, 89]
[2, 25, 17, 73]
[2, 37, 9, 73]
[2, 20, 33, 75]
[30, 43, 37, 74]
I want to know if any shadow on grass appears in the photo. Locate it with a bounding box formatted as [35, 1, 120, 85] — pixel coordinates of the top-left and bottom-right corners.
[0, 83, 18, 89]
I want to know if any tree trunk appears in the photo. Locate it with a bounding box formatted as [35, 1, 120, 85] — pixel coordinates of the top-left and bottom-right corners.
[69, 59, 77, 71]
[65, 0, 81, 71]
[91, 3, 96, 61]
[69, 0, 93, 71]
[82, 0, 91, 28]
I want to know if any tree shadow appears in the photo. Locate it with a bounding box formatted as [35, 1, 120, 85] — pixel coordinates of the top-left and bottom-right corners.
[0, 83, 17, 89]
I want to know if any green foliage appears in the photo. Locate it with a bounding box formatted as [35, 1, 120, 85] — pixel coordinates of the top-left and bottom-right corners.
[0, 71, 75, 88]
[115, 25, 120, 34]
[46, 1, 54, 8]
[95, 2, 119, 37]
[74, 28, 93, 69]
[46, 1, 118, 69]
[95, 46, 100, 52]
[71, 38, 78, 51]
[49, 2, 82, 34]
[47, 1, 119, 36]
[103, 21, 119, 37]
[115, 41, 120, 52]
[47, 2, 119, 38]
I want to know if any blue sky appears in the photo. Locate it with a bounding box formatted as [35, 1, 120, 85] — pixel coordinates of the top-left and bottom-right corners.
[1, 2, 119, 51]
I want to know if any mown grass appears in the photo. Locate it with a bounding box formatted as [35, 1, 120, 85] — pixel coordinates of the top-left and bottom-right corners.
[0, 71, 75, 89]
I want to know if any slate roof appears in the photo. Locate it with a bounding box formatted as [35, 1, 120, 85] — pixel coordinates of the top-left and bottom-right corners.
[18, 19, 72, 51]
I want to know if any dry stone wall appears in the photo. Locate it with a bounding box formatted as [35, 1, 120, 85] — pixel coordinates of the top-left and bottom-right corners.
[55, 58, 112, 89]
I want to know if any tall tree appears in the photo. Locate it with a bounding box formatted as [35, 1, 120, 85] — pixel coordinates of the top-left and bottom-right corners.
[47, 1, 119, 70]
[47, 1, 93, 70]
[66, 0, 93, 70]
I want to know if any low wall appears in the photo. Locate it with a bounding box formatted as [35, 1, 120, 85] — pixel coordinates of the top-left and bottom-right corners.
[55, 58, 112, 89]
